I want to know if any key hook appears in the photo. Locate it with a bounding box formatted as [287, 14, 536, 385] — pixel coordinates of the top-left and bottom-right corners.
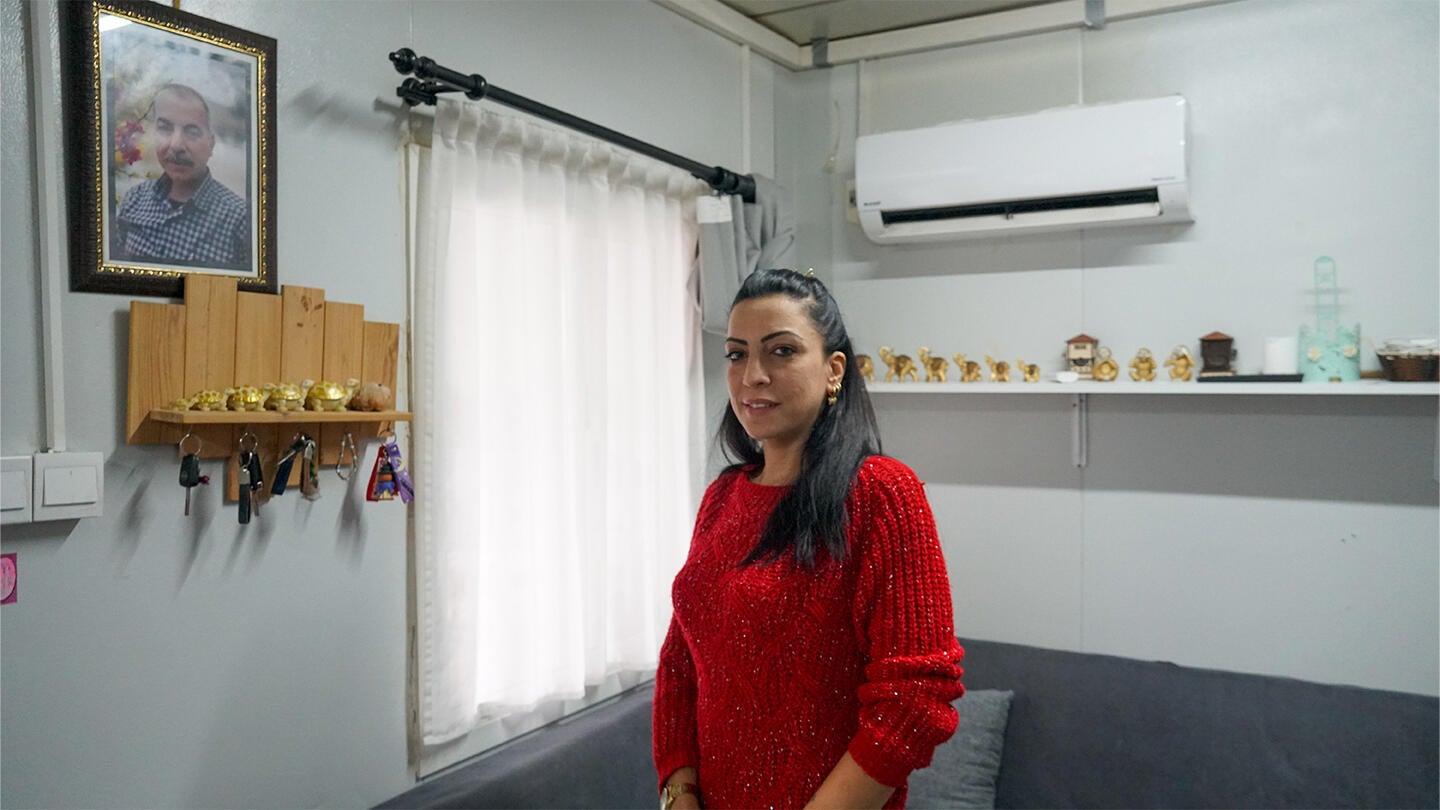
[238, 430, 259, 454]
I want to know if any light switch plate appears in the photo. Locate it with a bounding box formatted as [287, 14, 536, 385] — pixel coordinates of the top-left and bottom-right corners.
[1, 457, 33, 524]
[32, 451, 104, 521]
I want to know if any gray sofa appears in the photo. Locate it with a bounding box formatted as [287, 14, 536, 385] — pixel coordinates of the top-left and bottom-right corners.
[379, 638, 1439, 809]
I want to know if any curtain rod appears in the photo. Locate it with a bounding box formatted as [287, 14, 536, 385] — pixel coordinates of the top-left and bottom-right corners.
[389, 48, 756, 203]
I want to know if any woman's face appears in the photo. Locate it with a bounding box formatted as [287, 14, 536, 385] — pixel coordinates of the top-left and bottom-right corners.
[725, 295, 845, 449]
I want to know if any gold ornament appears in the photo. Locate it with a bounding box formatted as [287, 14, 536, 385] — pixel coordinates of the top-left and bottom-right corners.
[305, 378, 361, 411]
[1016, 359, 1041, 382]
[263, 381, 306, 411]
[985, 355, 1011, 382]
[171, 389, 226, 411]
[826, 381, 842, 406]
[224, 385, 270, 411]
[856, 354, 875, 382]
[1129, 348, 1157, 382]
[1092, 347, 1120, 382]
[878, 346, 919, 382]
[953, 353, 983, 383]
[917, 347, 949, 382]
[1164, 345, 1196, 381]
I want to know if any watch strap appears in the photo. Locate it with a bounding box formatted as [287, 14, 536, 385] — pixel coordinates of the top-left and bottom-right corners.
[660, 781, 699, 810]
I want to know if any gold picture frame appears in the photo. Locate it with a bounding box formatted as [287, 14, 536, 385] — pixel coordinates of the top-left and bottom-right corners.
[60, 0, 276, 296]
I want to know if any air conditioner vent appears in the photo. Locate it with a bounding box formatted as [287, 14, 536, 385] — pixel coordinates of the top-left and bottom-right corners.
[880, 188, 1161, 225]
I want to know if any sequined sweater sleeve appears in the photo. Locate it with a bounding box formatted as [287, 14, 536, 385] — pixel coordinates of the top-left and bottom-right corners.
[652, 480, 724, 789]
[845, 456, 966, 789]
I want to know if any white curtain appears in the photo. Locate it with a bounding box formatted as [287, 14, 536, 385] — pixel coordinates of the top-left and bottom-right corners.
[412, 100, 706, 745]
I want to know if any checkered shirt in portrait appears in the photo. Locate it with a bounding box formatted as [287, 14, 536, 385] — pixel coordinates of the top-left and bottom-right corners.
[114, 172, 251, 268]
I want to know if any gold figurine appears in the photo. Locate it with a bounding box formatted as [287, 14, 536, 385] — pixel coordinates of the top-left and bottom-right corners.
[305, 378, 361, 411]
[1092, 347, 1120, 382]
[224, 385, 270, 411]
[263, 381, 306, 411]
[171, 389, 226, 411]
[1164, 345, 1196, 381]
[878, 347, 919, 382]
[856, 354, 874, 382]
[953, 353, 983, 383]
[985, 355, 1011, 383]
[917, 347, 949, 382]
[1016, 360, 1041, 382]
[1129, 348, 1157, 382]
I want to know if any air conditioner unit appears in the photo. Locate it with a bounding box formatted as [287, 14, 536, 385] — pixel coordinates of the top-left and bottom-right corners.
[855, 96, 1190, 243]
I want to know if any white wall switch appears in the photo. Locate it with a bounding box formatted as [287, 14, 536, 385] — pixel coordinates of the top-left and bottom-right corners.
[1, 457, 33, 524]
[32, 451, 103, 521]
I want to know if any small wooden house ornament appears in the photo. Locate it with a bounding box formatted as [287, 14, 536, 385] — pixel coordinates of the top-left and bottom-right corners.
[1066, 334, 1099, 379]
[1199, 331, 1237, 377]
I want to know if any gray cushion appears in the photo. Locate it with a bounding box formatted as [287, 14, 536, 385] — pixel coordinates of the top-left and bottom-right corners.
[908, 689, 1014, 809]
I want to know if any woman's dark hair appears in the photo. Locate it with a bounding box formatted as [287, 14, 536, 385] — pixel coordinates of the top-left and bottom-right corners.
[719, 268, 882, 569]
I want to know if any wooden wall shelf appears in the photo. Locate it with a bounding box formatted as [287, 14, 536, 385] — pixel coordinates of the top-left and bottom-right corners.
[127, 276, 406, 501]
[149, 409, 413, 425]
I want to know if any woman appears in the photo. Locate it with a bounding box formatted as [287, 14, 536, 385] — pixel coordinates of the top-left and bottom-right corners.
[653, 268, 964, 809]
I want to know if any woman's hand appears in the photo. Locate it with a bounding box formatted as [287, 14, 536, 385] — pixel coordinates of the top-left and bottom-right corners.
[662, 767, 701, 810]
[804, 752, 895, 810]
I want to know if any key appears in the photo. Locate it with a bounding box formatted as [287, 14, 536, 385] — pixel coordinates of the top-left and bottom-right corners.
[179, 453, 201, 516]
[272, 435, 310, 496]
[245, 451, 265, 517]
[301, 438, 320, 501]
[238, 457, 252, 525]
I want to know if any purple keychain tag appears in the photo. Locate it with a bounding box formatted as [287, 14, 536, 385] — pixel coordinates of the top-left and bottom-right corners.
[383, 438, 415, 503]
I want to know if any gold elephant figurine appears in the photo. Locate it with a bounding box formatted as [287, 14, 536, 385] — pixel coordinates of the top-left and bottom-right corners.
[916, 347, 949, 382]
[1016, 360, 1041, 383]
[856, 354, 875, 382]
[985, 355, 1011, 383]
[878, 346, 919, 382]
[953, 353, 983, 383]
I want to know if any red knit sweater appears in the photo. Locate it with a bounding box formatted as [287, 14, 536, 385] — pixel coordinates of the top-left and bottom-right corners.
[653, 456, 964, 809]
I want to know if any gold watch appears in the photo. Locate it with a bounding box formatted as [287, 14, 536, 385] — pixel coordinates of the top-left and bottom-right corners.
[660, 782, 699, 810]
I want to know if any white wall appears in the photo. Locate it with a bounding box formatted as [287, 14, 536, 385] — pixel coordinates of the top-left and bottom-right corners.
[808, 0, 1439, 694]
[0, 1, 771, 807]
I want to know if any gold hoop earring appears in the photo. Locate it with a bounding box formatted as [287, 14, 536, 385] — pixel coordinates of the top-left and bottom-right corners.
[826, 381, 842, 407]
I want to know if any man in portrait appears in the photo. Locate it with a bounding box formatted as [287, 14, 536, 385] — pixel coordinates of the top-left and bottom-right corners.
[113, 83, 250, 269]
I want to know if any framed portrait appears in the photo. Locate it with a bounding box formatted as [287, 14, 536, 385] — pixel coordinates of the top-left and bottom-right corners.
[60, 0, 276, 296]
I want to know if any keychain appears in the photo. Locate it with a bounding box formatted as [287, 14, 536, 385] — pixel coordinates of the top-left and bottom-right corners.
[336, 432, 360, 481]
[272, 433, 313, 497]
[300, 436, 320, 500]
[365, 431, 413, 502]
[237, 430, 259, 524]
[178, 433, 210, 516]
[365, 437, 397, 501]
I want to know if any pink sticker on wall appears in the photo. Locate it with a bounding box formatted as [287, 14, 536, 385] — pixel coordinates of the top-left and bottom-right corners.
[1, 553, 16, 605]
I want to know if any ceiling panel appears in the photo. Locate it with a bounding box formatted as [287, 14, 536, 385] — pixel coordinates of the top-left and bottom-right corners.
[717, 0, 1063, 45]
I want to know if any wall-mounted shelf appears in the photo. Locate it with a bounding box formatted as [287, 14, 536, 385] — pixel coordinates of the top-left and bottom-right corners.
[867, 380, 1440, 396]
[868, 378, 1438, 470]
[127, 275, 407, 501]
[148, 409, 412, 425]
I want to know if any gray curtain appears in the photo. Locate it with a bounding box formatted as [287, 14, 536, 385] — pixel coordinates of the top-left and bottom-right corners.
[697, 174, 795, 334]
